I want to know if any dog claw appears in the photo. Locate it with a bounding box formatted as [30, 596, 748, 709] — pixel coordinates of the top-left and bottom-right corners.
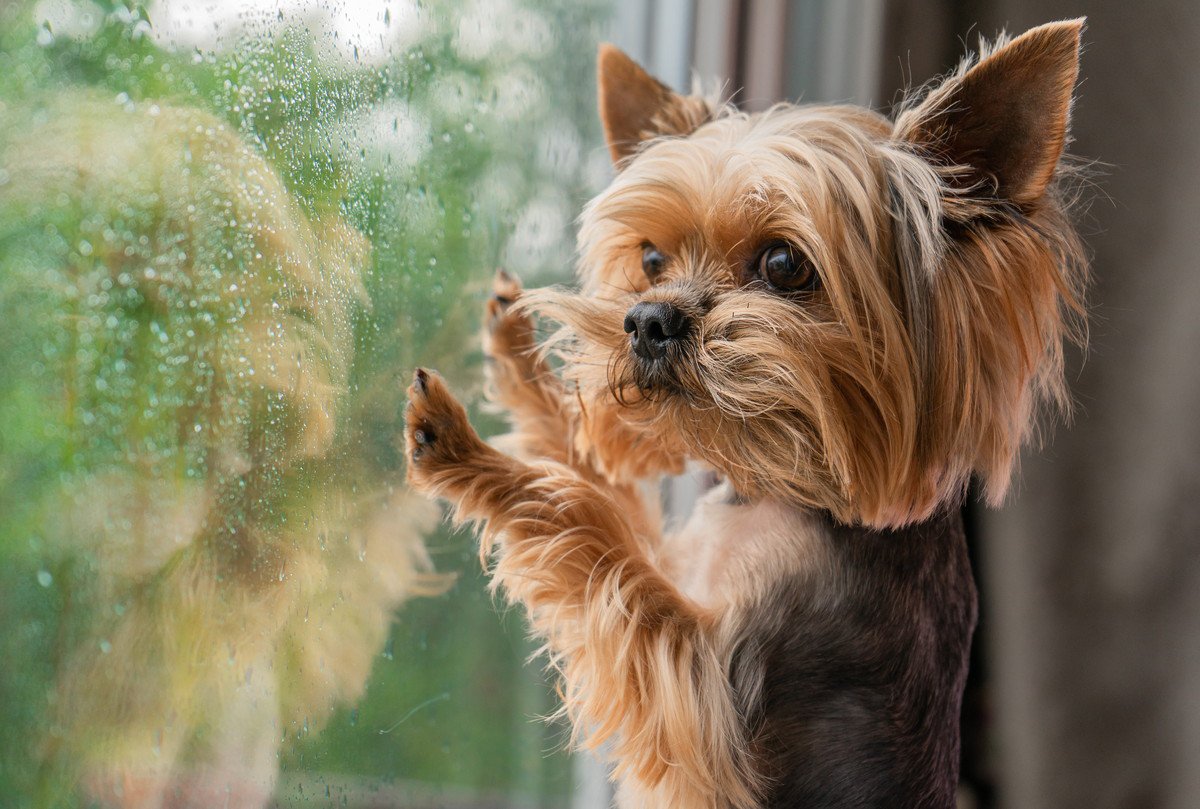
[403, 367, 479, 478]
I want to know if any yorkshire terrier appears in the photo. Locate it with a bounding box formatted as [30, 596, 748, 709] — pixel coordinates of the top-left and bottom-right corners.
[405, 19, 1087, 808]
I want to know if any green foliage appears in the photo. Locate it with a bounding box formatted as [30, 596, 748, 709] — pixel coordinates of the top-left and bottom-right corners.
[0, 1, 608, 806]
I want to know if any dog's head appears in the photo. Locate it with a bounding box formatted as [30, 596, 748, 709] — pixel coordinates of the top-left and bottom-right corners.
[532, 21, 1088, 528]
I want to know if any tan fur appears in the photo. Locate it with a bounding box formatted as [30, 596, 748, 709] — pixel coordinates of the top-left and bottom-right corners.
[406, 21, 1088, 808]
[530, 22, 1087, 528]
[597, 44, 718, 165]
[406, 369, 759, 808]
[663, 482, 832, 611]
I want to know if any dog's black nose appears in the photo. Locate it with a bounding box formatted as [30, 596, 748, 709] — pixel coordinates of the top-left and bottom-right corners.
[624, 301, 690, 361]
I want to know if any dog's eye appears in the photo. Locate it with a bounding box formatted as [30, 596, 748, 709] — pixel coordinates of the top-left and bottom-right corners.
[756, 243, 817, 292]
[641, 243, 667, 281]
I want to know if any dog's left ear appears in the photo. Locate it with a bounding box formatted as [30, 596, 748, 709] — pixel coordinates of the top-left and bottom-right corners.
[898, 19, 1084, 206]
[597, 44, 712, 166]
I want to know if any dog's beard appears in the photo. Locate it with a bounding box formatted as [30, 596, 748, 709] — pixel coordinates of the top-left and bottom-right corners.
[523, 287, 878, 514]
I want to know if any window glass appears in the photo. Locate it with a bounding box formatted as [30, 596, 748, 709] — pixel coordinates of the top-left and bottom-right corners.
[0, 1, 609, 806]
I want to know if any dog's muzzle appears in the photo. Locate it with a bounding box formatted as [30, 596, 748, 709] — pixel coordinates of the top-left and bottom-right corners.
[624, 301, 690, 362]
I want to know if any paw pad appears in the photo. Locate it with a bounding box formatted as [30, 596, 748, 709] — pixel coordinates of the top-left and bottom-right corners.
[404, 367, 478, 472]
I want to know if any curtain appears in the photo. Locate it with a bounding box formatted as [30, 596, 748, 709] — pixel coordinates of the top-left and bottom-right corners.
[879, 2, 1200, 807]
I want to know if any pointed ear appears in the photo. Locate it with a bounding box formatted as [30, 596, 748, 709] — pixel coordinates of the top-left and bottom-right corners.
[899, 19, 1084, 206]
[597, 44, 712, 166]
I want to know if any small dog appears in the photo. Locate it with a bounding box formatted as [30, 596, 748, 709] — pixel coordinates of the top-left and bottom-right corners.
[406, 19, 1087, 808]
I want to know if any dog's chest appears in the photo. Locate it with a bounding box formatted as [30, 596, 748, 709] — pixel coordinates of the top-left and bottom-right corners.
[660, 483, 830, 609]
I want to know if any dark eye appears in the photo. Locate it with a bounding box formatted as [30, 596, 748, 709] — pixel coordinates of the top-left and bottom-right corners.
[641, 243, 667, 281]
[756, 243, 817, 292]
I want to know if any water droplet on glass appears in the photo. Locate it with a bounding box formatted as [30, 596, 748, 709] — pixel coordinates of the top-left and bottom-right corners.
[36, 570, 52, 587]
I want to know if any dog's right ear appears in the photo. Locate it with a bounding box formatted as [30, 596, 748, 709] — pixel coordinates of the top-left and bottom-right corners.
[597, 44, 712, 166]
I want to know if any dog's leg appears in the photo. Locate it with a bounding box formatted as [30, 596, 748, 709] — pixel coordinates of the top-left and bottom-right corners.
[482, 269, 576, 465]
[404, 368, 757, 809]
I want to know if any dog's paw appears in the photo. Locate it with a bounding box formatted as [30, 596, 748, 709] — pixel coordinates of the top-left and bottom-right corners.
[483, 268, 534, 358]
[404, 368, 482, 485]
[485, 267, 522, 323]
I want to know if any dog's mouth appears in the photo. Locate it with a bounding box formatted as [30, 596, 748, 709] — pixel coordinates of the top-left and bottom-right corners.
[627, 347, 685, 394]
[612, 331, 703, 405]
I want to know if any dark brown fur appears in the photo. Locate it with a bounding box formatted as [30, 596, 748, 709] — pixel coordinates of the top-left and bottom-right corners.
[731, 510, 976, 808]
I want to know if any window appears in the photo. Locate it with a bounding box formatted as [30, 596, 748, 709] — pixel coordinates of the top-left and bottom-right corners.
[0, 1, 611, 806]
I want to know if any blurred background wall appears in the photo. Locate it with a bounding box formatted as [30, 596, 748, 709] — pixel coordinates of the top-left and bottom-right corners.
[954, 3, 1200, 809]
[616, 1, 1200, 807]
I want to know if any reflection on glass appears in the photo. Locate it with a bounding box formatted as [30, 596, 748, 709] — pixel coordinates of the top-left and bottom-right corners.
[0, 1, 606, 807]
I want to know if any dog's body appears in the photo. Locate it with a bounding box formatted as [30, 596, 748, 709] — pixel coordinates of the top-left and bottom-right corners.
[670, 485, 976, 807]
[406, 20, 1085, 808]
[654, 481, 977, 807]
[726, 507, 975, 808]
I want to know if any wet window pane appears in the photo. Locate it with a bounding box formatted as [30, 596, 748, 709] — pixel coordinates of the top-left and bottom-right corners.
[0, 2, 608, 806]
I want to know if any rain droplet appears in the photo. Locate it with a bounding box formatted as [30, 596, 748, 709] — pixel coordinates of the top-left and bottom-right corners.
[36, 570, 52, 587]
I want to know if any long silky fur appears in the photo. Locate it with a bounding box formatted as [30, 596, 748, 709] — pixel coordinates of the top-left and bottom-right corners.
[406, 377, 761, 808]
[524, 79, 1086, 529]
[407, 22, 1088, 809]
